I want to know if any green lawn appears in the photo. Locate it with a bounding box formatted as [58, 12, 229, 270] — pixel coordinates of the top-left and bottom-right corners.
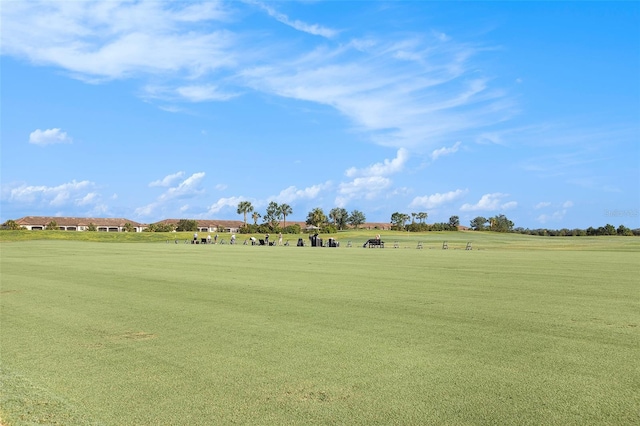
[1, 233, 638, 425]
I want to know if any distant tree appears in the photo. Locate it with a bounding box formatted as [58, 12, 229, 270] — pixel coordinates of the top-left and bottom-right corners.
[411, 212, 417, 223]
[347, 210, 366, 229]
[251, 211, 261, 225]
[176, 219, 198, 232]
[617, 224, 633, 236]
[87, 222, 97, 231]
[448, 215, 460, 230]
[489, 214, 514, 233]
[417, 212, 428, 224]
[237, 201, 254, 227]
[46, 220, 59, 230]
[390, 212, 409, 230]
[470, 216, 488, 231]
[329, 207, 349, 230]
[264, 201, 281, 228]
[306, 207, 328, 228]
[2, 220, 22, 230]
[279, 203, 293, 229]
[123, 222, 134, 232]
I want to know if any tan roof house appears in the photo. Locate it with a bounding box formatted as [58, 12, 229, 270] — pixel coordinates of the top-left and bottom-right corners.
[153, 219, 244, 233]
[13, 216, 147, 232]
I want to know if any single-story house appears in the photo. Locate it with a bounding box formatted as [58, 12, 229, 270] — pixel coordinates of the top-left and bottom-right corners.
[13, 216, 147, 232]
[152, 219, 244, 234]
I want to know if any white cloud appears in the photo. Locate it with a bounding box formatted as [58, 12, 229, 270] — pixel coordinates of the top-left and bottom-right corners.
[215, 184, 228, 191]
[4, 180, 100, 209]
[430, 141, 461, 161]
[563, 200, 574, 208]
[149, 171, 185, 187]
[1, 1, 234, 81]
[29, 128, 72, 146]
[460, 193, 517, 212]
[345, 148, 409, 178]
[136, 172, 206, 217]
[206, 196, 244, 214]
[77, 192, 99, 206]
[158, 172, 205, 201]
[336, 176, 391, 207]
[4, 1, 515, 152]
[273, 182, 332, 204]
[410, 189, 468, 209]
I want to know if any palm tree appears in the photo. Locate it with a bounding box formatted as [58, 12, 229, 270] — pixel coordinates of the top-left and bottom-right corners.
[279, 203, 292, 229]
[237, 201, 253, 226]
[306, 207, 327, 228]
[251, 211, 261, 225]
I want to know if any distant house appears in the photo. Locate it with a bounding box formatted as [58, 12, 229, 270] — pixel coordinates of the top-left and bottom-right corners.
[13, 216, 147, 232]
[152, 219, 244, 234]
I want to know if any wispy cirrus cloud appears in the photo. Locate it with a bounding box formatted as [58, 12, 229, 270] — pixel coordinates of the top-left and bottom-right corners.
[241, 36, 514, 150]
[29, 128, 72, 146]
[247, 0, 338, 38]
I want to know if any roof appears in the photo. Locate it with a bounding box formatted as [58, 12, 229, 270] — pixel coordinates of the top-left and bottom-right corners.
[14, 216, 147, 227]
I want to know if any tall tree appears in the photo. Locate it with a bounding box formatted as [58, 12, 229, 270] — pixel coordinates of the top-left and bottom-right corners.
[279, 203, 292, 228]
[417, 212, 428, 223]
[390, 212, 409, 230]
[264, 201, 281, 228]
[347, 210, 366, 229]
[489, 214, 514, 232]
[448, 215, 460, 230]
[306, 207, 328, 228]
[329, 207, 349, 230]
[470, 216, 488, 231]
[237, 201, 254, 226]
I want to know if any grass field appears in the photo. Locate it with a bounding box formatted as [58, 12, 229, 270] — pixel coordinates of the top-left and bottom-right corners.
[1, 231, 638, 425]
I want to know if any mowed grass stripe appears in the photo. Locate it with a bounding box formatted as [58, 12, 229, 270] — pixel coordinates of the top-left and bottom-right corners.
[1, 240, 638, 425]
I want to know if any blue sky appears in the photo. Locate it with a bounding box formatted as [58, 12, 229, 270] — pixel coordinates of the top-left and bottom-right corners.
[1, 1, 639, 229]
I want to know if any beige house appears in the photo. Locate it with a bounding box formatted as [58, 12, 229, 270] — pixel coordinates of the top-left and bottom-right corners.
[153, 219, 244, 233]
[13, 216, 147, 232]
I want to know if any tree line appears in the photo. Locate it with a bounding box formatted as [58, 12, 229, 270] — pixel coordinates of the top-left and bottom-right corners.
[3, 209, 637, 236]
